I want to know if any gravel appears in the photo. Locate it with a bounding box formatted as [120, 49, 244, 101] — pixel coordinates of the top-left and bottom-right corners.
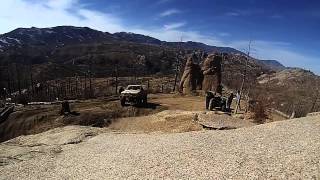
[1, 115, 320, 179]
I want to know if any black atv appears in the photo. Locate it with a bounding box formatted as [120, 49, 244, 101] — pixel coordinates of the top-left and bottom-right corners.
[205, 91, 227, 112]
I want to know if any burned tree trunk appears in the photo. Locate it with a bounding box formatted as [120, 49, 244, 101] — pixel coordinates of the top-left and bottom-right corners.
[235, 41, 251, 114]
[173, 52, 183, 92]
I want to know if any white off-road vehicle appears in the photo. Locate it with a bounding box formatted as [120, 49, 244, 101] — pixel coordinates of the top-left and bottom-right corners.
[120, 85, 147, 106]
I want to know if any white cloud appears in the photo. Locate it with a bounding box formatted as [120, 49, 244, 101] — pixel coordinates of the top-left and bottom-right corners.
[163, 22, 186, 30]
[225, 9, 265, 17]
[159, 9, 181, 17]
[0, 0, 221, 46]
[133, 28, 225, 46]
[0, 0, 223, 45]
[46, 0, 76, 10]
[218, 32, 231, 37]
[225, 12, 240, 17]
[0, 0, 124, 33]
[229, 40, 320, 74]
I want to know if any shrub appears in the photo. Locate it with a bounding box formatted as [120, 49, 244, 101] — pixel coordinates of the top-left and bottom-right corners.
[252, 100, 268, 124]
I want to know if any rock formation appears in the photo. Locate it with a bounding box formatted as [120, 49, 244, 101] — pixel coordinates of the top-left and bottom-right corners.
[179, 53, 222, 95]
[202, 54, 222, 94]
[179, 56, 201, 94]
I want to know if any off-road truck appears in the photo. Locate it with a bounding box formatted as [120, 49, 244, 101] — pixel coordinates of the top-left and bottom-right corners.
[120, 85, 147, 106]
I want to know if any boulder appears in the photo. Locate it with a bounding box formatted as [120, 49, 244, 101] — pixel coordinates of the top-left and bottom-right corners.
[202, 54, 222, 93]
[179, 57, 196, 94]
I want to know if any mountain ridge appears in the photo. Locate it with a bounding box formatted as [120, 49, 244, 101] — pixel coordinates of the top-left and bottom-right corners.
[260, 60, 286, 71]
[0, 26, 243, 55]
[0, 26, 286, 73]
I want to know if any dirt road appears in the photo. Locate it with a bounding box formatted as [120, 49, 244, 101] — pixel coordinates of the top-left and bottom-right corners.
[1, 115, 320, 179]
[0, 93, 231, 142]
[149, 94, 206, 111]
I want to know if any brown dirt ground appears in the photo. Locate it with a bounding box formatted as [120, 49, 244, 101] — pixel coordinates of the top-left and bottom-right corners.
[1, 93, 256, 142]
[109, 94, 255, 133]
[0, 96, 167, 142]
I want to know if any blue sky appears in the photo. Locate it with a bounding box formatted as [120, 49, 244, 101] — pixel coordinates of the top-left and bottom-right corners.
[0, 0, 319, 74]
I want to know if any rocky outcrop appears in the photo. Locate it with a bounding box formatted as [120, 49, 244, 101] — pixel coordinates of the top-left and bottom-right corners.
[179, 53, 223, 95]
[202, 54, 222, 93]
[1, 115, 320, 179]
[179, 57, 202, 94]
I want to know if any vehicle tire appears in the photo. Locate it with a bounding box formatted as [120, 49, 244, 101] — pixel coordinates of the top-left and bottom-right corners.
[120, 97, 126, 107]
[143, 96, 147, 105]
[137, 98, 142, 105]
[209, 99, 214, 110]
[221, 104, 226, 112]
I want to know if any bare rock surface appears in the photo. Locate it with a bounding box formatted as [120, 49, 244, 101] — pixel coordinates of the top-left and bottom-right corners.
[1, 116, 320, 179]
[0, 126, 105, 167]
[197, 112, 254, 129]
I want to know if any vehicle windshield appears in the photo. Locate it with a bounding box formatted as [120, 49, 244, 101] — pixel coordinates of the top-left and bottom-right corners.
[127, 86, 141, 90]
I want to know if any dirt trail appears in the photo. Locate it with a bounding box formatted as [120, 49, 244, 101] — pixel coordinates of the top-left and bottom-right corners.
[110, 110, 203, 133]
[149, 94, 206, 111]
[0, 93, 251, 142]
[110, 110, 254, 133]
[0, 97, 166, 142]
[109, 94, 254, 133]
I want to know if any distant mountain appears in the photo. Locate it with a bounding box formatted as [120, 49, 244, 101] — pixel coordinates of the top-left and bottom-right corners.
[0, 26, 115, 51]
[0, 26, 271, 90]
[0, 26, 290, 81]
[0, 26, 243, 55]
[113, 32, 162, 45]
[260, 60, 286, 71]
[113, 32, 244, 54]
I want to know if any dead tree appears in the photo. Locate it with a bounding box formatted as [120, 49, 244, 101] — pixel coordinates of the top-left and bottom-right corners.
[173, 37, 184, 92]
[84, 74, 87, 97]
[29, 65, 34, 96]
[113, 64, 119, 95]
[89, 56, 93, 97]
[15, 64, 22, 96]
[173, 52, 183, 92]
[6, 67, 11, 94]
[68, 77, 71, 97]
[134, 54, 146, 82]
[235, 41, 251, 114]
[75, 75, 79, 97]
[309, 84, 320, 113]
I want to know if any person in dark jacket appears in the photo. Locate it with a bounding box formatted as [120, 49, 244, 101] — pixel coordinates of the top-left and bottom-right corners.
[118, 87, 125, 94]
[226, 93, 234, 112]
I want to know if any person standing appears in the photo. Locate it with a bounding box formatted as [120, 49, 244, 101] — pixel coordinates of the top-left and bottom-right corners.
[236, 90, 241, 111]
[226, 93, 234, 112]
[118, 87, 125, 94]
